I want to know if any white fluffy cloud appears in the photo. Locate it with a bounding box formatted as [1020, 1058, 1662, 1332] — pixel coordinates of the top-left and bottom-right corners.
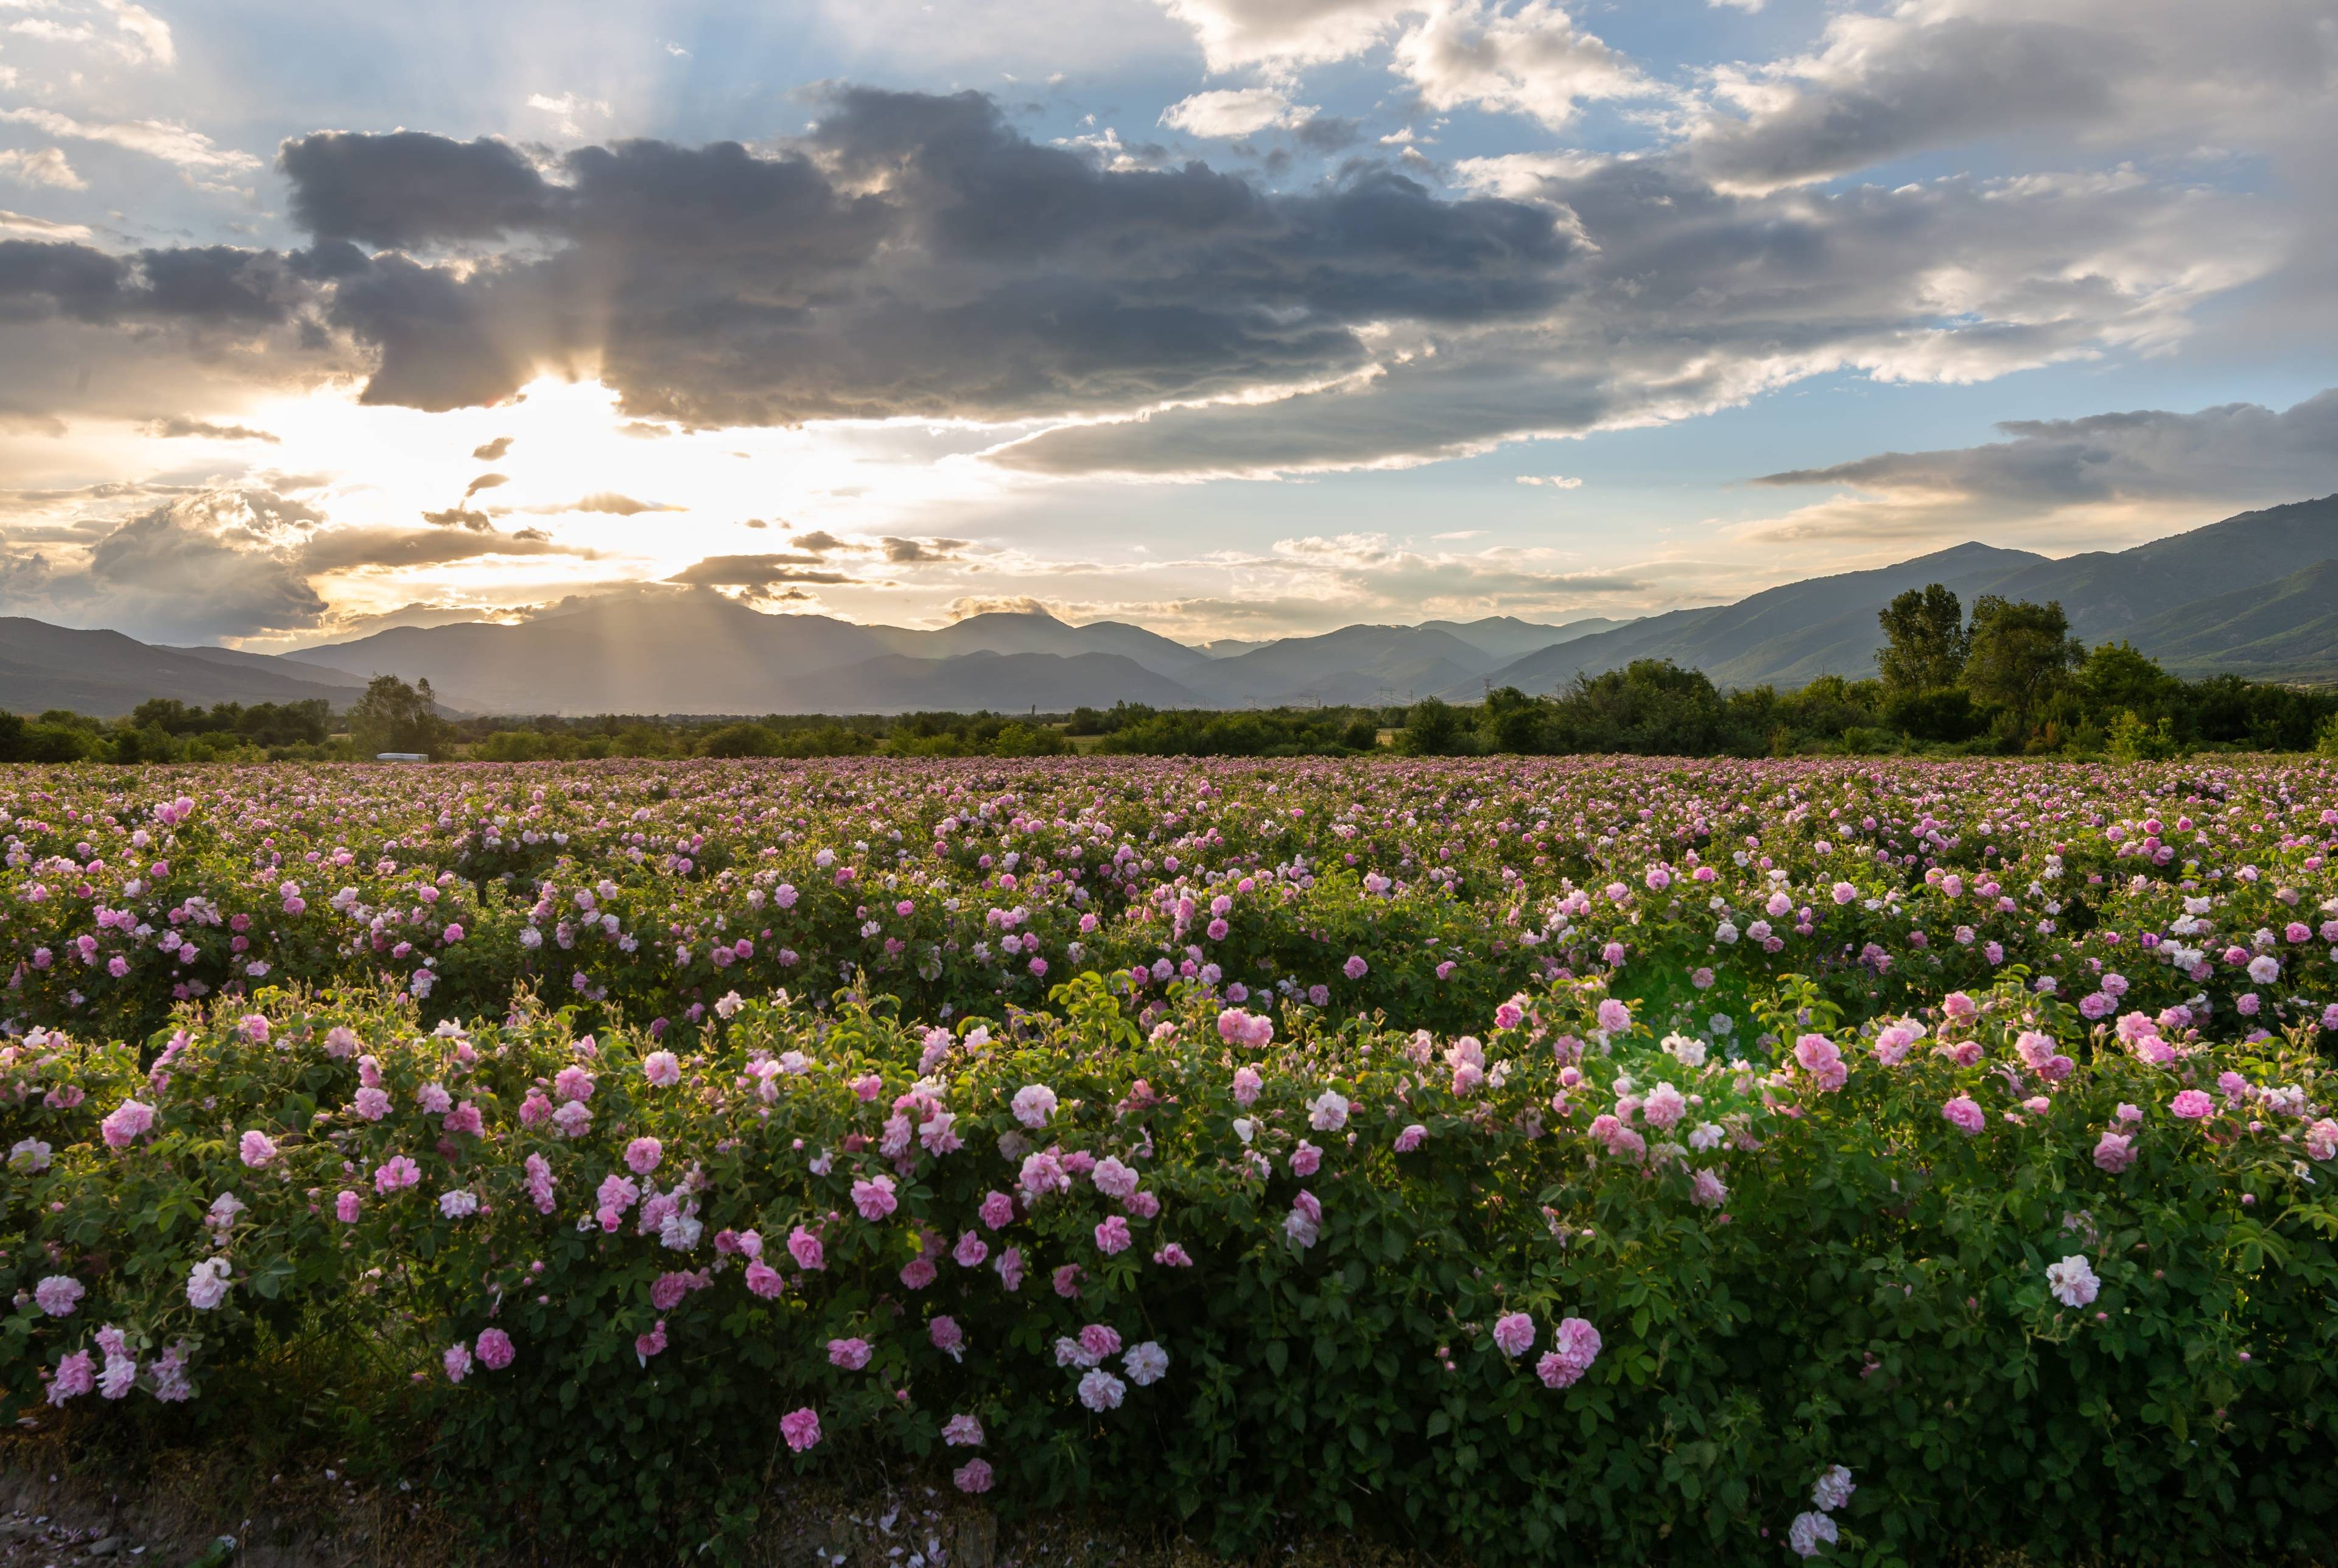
[1390, 0, 1652, 128]
[1155, 0, 1412, 70]
[0, 147, 86, 189]
[1159, 86, 1316, 136]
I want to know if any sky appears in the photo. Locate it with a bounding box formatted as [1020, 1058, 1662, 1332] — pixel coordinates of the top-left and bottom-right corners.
[0, 0, 2334, 651]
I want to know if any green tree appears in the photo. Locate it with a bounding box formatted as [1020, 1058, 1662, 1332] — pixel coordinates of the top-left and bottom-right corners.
[1546, 660, 1737, 755]
[1876, 584, 1969, 693]
[1962, 596, 2084, 714]
[698, 722, 781, 758]
[1480, 686, 1548, 754]
[346, 674, 451, 758]
[1398, 695, 1470, 755]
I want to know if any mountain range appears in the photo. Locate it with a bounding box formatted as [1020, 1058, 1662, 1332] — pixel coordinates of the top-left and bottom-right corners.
[5, 495, 2333, 718]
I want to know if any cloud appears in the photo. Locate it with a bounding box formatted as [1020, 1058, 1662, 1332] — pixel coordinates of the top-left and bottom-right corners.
[275, 92, 1576, 424]
[792, 530, 848, 553]
[1391, 0, 1655, 130]
[1683, 0, 2336, 194]
[421, 505, 494, 531]
[0, 147, 86, 190]
[665, 554, 857, 586]
[1154, 0, 1411, 70]
[0, 487, 329, 642]
[514, 492, 688, 516]
[987, 157, 2284, 477]
[1160, 88, 1316, 138]
[142, 416, 278, 442]
[526, 91, 610, 136]
[299, 525, 583, 573]
[0, 209, 93, 240]
[0, 240, 303, 325]
[880, 536, 971, 562]
[462, 471, 509, 498]
[947, 594, 1058, 619]
[1754, 388, 2338, 506]
[1515, 474, 1581, 487]
[471, 435, 513, 460]
[0, 107, 258, 173]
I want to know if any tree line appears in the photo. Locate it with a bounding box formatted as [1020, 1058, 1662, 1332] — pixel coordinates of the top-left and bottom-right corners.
[1397, 588, 2338, 758]
[8, 590, 2336, 763]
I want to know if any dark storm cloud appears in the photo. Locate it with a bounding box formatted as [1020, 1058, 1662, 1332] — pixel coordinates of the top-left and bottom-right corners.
[0, 240, 298, 325]
[261, 88, 1576, 427]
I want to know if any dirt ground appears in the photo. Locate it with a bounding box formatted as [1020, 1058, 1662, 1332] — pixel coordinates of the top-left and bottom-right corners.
[0, 1437, 1447, 1568]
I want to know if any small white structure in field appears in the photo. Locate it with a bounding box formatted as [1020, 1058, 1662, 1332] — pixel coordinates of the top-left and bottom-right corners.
[374, 752, 429, 763]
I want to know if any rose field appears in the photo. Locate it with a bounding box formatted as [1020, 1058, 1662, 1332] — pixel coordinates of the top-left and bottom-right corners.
[5, 756, 2338, 1564]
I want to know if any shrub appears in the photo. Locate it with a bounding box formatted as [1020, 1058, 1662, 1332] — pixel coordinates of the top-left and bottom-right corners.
[6, 972, 2336, 1564]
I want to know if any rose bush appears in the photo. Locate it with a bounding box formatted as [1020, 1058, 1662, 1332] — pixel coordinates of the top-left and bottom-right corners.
[5, 967, 2336, 1563]
[4, 757, 2336, 1051]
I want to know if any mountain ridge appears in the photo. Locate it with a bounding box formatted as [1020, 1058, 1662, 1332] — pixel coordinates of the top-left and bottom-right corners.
[7, 494, 2335, 716]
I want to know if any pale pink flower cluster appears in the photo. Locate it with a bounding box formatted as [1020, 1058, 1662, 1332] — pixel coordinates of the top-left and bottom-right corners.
[1216, 1008, 1274, 1048]
[1009, 1083, 1059, 1128]
[99, 1097, 155, 1148]
[1534, 1317, 1601, 1388]
[2046, 1254, 2100, 1308]
[781, 1407, 823, 1452]
[185, 1257, 233, 1311]
[1792, 1035, 1847, 1092]
[852, 1174, 899, 1220]
[33, 1275, 83, 1317]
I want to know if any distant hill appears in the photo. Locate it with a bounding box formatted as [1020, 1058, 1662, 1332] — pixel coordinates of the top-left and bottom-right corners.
[12, 494, 2336, 717]
[1, 617, 368, 717]
[1464, 542, 2044, 698]
[1421, 615, 1630, 662]
[2118, 557, 2338, 679]
[785, 650, 1201, 715]
[1182, 624, 1501, 707]
[1455, 495, 2338, 698]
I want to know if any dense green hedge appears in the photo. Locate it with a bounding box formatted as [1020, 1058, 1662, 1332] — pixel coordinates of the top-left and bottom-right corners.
[5, 971, 2334, 1563]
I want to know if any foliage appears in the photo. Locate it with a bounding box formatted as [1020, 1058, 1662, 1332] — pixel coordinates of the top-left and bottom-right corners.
[1876, 584, 1971, 694]
[5, 975, 2337, 1563]
[347, 676, 454, 760]
[1964, 596, 2087, 718]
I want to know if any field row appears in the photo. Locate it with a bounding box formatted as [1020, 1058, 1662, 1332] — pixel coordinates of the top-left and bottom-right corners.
[4, 756, 2336, 1047]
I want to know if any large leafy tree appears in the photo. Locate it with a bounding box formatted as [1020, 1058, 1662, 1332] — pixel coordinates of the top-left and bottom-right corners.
[347, 674, 452, 758]
[1963, 596, 2085, 713]
[1876, 584, 1970, 693]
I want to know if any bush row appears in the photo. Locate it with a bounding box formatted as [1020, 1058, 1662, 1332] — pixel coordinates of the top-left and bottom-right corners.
[5, 971, 2334, 1563]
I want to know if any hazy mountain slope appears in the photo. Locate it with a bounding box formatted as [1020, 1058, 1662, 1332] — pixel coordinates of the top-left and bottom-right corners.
[1984, 495, 2338, 640]
[1, 618, 368, 717]
[877, 611, 1212, 677]
[781, 651, 1199, 715]
[2120, 558, 2338, 678]
[169, 645, 371, 691]
[1420, 615, 1634, 663]
[1183, 624, 1499, 706]
[1458, 542, 2046, 696]
[289, 595, 896, 715]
